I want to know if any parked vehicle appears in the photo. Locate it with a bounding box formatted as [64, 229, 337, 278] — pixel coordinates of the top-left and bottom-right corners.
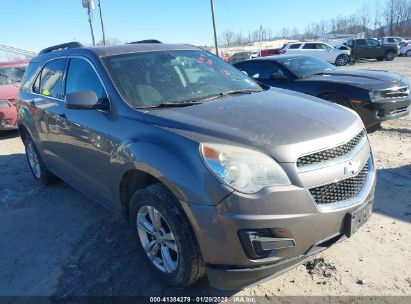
[345, 38, 399, 61]
[18, 42, 376, 290]
[234, 55, 411, 128]
[400, 40, 411, 57]
[281, 41, 351, 66]
[378, 36, 406, 46]
[0, 61, 27, 131]
[260, 48, 282, 57]
[227, 51, 253, 64]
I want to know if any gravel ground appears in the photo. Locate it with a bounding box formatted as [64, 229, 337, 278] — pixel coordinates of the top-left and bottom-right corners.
[0, 57, 410, 300]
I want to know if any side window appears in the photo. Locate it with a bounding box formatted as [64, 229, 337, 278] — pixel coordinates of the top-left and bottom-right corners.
[387, 38, 394, 43]
[317, 43, 332, 51]
[289, 44, 301, 49]
[302, 43, 317, 49]
[346, 40, 354, 47]
[240, 62, 284, 80]
[356, 39, 366, 46]
[37, 59, 67, 99]
[21, 63, 40, 92]
[367, 39, 379, 46]
[65, 58, 107, 99]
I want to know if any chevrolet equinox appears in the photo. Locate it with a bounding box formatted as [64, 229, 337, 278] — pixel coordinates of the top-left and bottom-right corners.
[17, 42, 376, 290]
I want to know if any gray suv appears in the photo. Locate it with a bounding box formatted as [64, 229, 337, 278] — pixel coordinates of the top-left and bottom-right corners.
[17, 42, 376, 290]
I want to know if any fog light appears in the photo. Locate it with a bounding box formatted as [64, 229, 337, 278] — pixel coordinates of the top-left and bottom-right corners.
[351, 100, 364, 106]
[238, 229, 296, 259]
[1, 119, 11, 127]
[377, 108, 385, 117]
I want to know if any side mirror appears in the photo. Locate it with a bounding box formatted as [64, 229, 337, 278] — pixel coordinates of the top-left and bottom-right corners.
[270, 74, 289, 82]
[65, 90, 109, 110]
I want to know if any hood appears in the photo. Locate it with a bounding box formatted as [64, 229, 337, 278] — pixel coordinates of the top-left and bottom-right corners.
[0, 84, 20, 100]
[143, 89, 364, 163]
[298, 69, 406, 90]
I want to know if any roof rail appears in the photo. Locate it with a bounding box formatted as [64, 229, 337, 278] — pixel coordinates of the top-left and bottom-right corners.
[38, 42, 84, 55]
[128, 39, 162, 44]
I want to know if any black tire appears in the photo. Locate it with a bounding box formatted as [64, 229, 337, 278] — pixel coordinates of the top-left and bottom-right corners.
[129, 183, 205, 288]
[335, 54, 349, 66]
[384, 51, 396, 61]
[367, 123, 382, 133]
[23, 135, 57, 186]
[376, 57, 384, 61]
[320, 93, 352, 109]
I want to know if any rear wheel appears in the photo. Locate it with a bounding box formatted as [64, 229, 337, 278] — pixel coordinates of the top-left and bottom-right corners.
[129, 183, 205, 287]
[406, 50, 411, 57]
[23, 135, 57, 185]
[384, 51, 396, 61]
[335, 54, 349, 66]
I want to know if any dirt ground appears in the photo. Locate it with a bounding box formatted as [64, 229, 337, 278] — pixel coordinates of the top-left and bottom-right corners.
[0, 57, 410, 299]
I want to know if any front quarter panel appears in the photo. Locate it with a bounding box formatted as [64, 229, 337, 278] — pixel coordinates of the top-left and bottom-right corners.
[107, 115, 233, 208]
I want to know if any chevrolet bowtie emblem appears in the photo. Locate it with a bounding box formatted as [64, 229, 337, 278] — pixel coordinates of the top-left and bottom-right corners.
[344, 160, 361, 175]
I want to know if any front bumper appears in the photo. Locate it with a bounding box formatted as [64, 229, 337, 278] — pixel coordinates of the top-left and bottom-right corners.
[186, 150, 376, 289]
[357, 98, 410, 127]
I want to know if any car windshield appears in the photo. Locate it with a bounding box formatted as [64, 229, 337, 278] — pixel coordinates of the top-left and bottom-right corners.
[103, 50, 261, 108]
[0, 66, 26, 85]
[277, 56, 336, 78]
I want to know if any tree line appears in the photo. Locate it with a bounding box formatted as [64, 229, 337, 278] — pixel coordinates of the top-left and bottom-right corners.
[220, 0, 411, 47]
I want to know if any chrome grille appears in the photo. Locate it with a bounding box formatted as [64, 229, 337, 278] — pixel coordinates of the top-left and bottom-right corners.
[379, 87, 409, 99]
[297, 130, 366, 168]
[387, 107, 409, 116]
[309, 162, 369, 205]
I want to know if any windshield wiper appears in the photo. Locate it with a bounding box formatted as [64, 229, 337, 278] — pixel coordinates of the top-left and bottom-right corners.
[220, 89, 262, 95]
[134, 100, 204, 109]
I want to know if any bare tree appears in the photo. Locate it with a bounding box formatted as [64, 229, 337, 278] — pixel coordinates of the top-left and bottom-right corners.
[221, 30, 235, 47]
[235, 31, 243, 46]
[357, 1, 371, 37]
[373, 0, 383, 36]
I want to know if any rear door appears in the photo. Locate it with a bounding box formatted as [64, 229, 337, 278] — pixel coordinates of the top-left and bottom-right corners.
[367, 39, 383, 58]
[31, 58, 68, 169]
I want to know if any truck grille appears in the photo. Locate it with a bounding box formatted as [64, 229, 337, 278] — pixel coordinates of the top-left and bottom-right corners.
[379, 87, 409, 99]
[297, 130, 366, 168]
[309, 162, 369, 205]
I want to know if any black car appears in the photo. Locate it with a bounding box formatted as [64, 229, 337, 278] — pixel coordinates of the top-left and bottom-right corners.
[234, 55, 411, 128]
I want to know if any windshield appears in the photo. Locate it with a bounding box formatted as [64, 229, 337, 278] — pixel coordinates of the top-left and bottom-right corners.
[103, 50, 261, 108]
[0, 66, 26, 85]
[277, 56, 336, 78]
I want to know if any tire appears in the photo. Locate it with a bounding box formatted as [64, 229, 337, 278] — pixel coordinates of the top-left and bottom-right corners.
[406, 50, 411, 57]
[335, 54, 349, 66]
[129, 183, 205, 288]
[320, 93, 352, 109]
[376, 57, 384, 61]
[23, 135, 57, 185]
[384, 51, 396, 61]
[367, 123, 382, 133]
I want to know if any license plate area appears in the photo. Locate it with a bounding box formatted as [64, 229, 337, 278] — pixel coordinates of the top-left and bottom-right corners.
[344, 202, 373, 237]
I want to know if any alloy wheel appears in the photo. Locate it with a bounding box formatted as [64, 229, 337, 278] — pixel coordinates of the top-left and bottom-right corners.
[337, 55, 348, 66]
[137, 205, 178, 273]
[27, 142, 41, 178]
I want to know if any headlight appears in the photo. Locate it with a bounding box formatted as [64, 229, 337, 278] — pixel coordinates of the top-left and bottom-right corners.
[200, 143, 290, 194]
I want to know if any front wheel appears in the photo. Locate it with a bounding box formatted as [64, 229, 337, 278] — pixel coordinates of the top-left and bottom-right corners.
[335, 54, 349, 66]
[384, 51, 396, 61]
[129, 183, 205, 287]
[23, 135, 57, 185]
